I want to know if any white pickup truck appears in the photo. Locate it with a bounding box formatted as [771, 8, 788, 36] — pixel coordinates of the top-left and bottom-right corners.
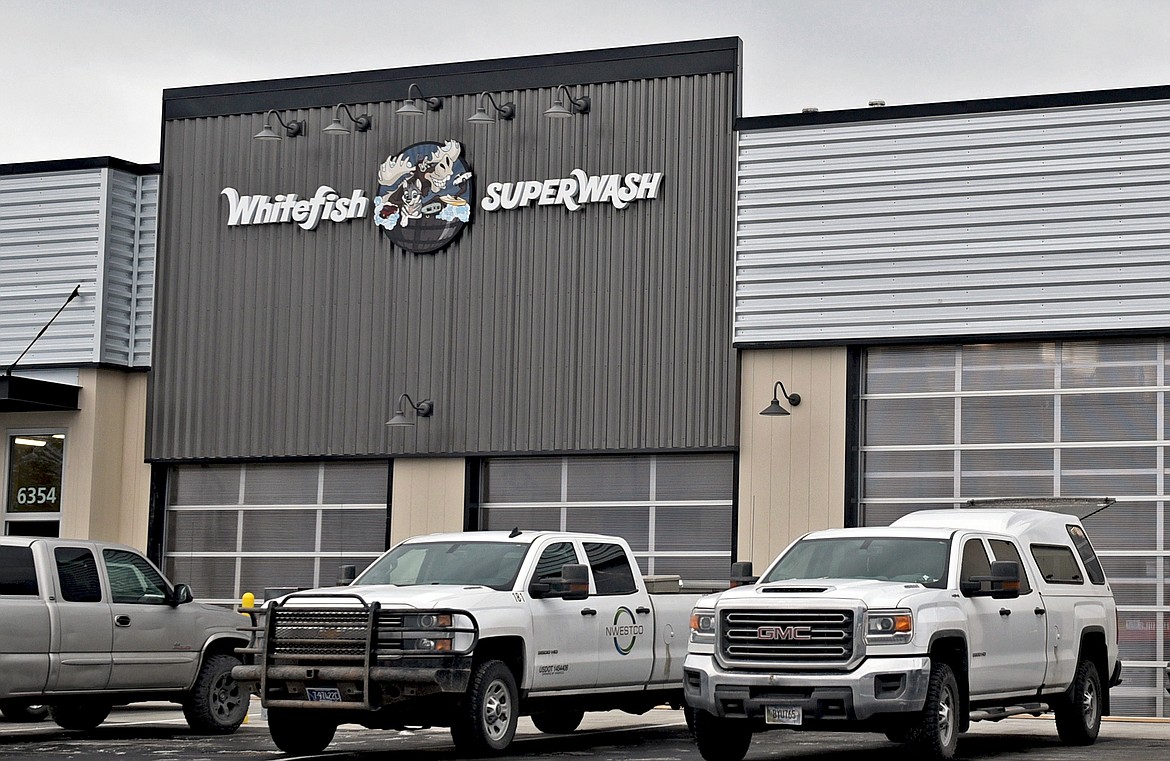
[233, 529, 706, 755]
[684, 507, 1122, 761]
[0, 536, 250, 732]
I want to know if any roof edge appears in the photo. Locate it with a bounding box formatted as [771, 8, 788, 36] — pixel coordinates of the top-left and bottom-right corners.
[0, 156, 160, 177]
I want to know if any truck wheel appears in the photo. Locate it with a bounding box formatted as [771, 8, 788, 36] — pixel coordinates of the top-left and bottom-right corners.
[531, 710, 584, 734]
[1054, 658, 1102, 745]
[683, 704, 696, 735]
[49, 702, 111, 731]
[908, 661, 960, 760]
[267, 708, 337, 754]
[693, 710, 752, 761]
[450, 659, 518, 754]
[0, 700, 48, 722]
[182, 653, 249, 734]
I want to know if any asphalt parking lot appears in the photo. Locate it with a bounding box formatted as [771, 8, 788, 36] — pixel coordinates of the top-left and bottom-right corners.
[1, 702, 1168, 760]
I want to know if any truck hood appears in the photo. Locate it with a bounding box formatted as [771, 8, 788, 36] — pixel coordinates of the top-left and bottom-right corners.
[274, 583, 501, 610]
[702, 579, 932, 609]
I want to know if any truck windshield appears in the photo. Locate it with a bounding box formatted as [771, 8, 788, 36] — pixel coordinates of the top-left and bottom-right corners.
[761, 537, 950, 589]
[354, 541, 528, 591]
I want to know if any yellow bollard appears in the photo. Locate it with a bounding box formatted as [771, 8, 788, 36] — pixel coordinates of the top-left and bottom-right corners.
[239, 592, 256, 724]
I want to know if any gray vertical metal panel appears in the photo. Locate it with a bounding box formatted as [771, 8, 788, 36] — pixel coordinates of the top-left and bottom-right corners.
[0, 168, 103, 367]
[101, 169, 158, 367]
[150, 73, 737, 461]
[734, 99, 1170, 344]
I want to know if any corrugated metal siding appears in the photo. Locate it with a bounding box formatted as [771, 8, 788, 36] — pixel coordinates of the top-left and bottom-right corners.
[734, 99, 1170, 345]
[150, 74, 737, 461]
[0, 168, 104, 367]
[102, 171, 156, 367]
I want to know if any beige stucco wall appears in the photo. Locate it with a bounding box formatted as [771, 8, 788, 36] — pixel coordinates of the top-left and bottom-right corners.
[2, 368, 151, 548]
[737, 347, 850, 571]
[389, 457, 466, 544]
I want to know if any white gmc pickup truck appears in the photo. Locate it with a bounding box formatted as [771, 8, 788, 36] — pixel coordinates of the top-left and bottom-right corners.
[233, 529, 706, 755]
[684, 507, 1122, 761]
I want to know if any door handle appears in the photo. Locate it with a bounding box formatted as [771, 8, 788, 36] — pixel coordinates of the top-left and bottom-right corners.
[999, 608, 1011, 616]
[1034, 608, 1046, 616]
[636, 606, 651, 615]
[115, 615, 132, 627]
[580, 608, 597, 617]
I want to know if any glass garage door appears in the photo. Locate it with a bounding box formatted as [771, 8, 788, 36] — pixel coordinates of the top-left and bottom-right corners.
[478, 453, 734, 586]
[861, 340, 1168, 718]
[163, 461, 388, 604]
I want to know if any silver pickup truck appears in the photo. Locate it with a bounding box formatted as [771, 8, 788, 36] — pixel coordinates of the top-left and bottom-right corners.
[0, 536, 250, 732]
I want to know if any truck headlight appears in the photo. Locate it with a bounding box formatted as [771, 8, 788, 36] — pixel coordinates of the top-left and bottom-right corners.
[866, 609, 912, 644]
[690, 608, 716, 645]
[418, 613, 453, 629]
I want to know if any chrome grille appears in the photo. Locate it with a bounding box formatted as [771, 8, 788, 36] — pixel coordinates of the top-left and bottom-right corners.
[720, 609, 854, 664]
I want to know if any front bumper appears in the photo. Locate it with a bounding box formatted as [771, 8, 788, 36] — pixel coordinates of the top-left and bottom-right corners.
[683, 652, 932, 723]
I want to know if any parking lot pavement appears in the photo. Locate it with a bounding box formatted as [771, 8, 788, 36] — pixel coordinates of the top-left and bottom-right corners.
[2, 701, 1169, 760]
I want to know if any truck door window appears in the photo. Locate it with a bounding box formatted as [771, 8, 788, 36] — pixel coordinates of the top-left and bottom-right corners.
[583, 542, 637, 595]
[987, 539, 1032, 594]
[0, 545, 38, 595]
[960, 538, 994, 592]
[533, 542, 577, 585]
[1065, 525, 1106, 585]
[103, 549, 171, 604]
[54, 547, 102, 602]
[1030, 544, 1085, 584]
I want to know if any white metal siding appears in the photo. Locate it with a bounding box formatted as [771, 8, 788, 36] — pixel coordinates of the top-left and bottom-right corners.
[734, 99, 1170, 344]
[0, 167, 156, 370]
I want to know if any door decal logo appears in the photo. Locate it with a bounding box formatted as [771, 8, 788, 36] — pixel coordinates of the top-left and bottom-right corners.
[606, 606, 644, 655]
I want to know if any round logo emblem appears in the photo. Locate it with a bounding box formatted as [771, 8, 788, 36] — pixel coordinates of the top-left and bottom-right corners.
[610, 607, 641, 655]
[373, 140, 473, 254]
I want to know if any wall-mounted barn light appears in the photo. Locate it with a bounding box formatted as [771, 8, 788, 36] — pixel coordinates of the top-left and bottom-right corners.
[386, 393, 435, 427]
[253, 110, 306, 140]
[760, 380, 801, 417]
[543, 85, 590, 119]
[396, 83, 444, 117]
[467, 91, 515, 124]
[322, 104, 373, 135]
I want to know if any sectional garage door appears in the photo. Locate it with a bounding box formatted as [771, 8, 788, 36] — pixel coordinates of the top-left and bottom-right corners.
[163, 461, 388, 604]
[860, 339, 1169, 718]
[478, 453, 735, 586]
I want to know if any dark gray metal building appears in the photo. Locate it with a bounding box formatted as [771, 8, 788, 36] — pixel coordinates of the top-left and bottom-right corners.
[149, 39, 741, 604]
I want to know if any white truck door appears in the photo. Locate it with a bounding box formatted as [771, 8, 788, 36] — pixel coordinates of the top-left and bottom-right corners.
[583, 541, 655, 689]
[49, 546, 112, 691]
[527, 541, 598, 691]
[986, 538, 1048, 690]
[102, 548, 201, 690]
[960, 537, 1046, 696]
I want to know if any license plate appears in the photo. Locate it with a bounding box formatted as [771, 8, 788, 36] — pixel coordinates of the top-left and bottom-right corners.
[765, 705, 802, 725]
[305, 687, 343, 703]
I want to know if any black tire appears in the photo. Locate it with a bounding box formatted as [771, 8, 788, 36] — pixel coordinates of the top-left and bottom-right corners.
[450, 659, 519, 755]
[530, 710, 584, 734]
[908, 661, 960, 760]
[1054, 658, 1102, 745]
[683, 703, 696, 735]
[693, 709, 752, 761]
[0, 700, 48, 723]
[49, 702, 111, 731]
[267, 707, 337, 755]
[183, 653, 249, 734]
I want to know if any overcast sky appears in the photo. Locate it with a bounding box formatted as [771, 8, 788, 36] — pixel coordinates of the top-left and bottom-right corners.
[3, 0, 1169, 166]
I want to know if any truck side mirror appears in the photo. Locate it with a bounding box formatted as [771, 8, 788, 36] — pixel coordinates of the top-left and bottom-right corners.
[730, 561, 758, 588]
[170, 583, 194, 607]
[560, 563, 590, 601]
[988, 560, 1021, 599]
[961, 561, 1022, 599]
[337, 564, 357, 586]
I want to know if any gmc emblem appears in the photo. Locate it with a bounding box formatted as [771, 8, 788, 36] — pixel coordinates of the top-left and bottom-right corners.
[758, 625, 813, 640]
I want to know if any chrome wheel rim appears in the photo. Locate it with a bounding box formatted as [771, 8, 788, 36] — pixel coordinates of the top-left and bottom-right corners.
[482, 679, 512, 741]
[1081, 677, 1099, 728]
[937, 681, 957, 747]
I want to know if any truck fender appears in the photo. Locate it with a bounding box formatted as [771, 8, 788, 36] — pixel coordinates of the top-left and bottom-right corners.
[1073, 627, 1110, 715]
[926, 630, 970, 732]
[187, 634, 250, 691]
